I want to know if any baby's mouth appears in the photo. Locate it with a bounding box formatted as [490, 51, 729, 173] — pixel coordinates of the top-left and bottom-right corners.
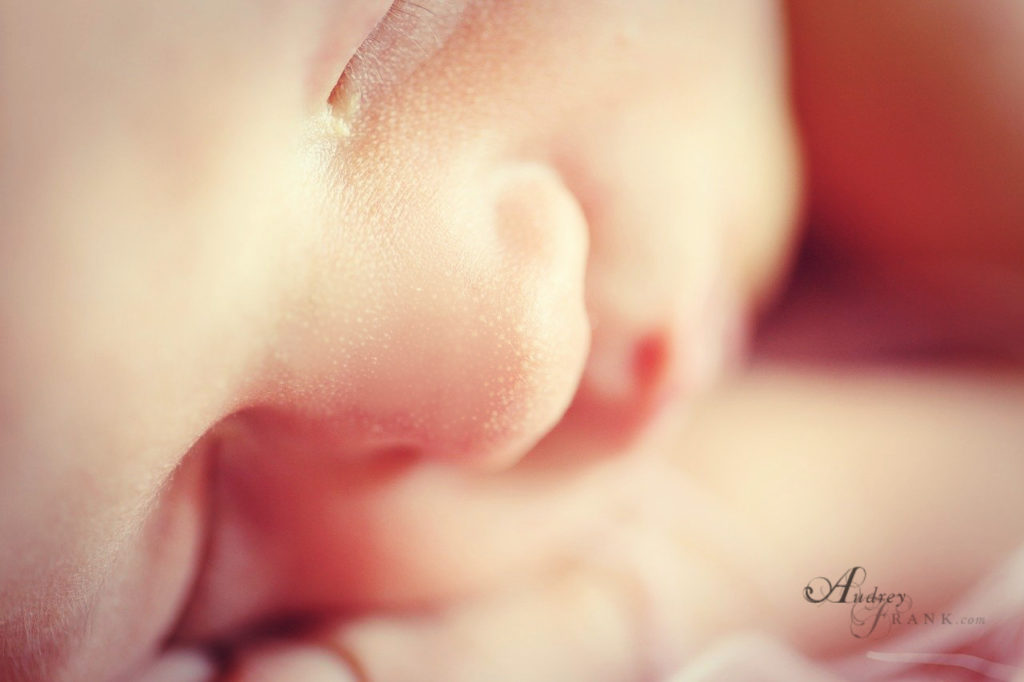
[151, 301, 721, 681]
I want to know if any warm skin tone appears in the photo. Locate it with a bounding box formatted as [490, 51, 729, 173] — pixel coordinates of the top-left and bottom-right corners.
[0, 1, 1022, 681]
[0, 2, 795, 680]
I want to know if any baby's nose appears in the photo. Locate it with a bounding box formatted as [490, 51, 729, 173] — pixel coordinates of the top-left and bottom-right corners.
[254, 159, 590, 471]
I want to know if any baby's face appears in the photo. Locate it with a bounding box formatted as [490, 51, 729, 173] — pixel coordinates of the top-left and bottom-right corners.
[0, 2, 797, 680]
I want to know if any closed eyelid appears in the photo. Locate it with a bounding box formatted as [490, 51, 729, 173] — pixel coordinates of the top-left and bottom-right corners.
[329, 0, 466, 120]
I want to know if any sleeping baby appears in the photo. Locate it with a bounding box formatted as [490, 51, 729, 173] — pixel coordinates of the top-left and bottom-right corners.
[1, 1, 1022, 681]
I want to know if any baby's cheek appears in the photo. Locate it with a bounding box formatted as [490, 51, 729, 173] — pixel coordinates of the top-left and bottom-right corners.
[534, 0, 800, 446]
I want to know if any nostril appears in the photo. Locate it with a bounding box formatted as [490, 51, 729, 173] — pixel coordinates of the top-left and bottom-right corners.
[583, 327, 676, 405]
[554, 326, 681, 448]
[632, 330, 671, 393]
